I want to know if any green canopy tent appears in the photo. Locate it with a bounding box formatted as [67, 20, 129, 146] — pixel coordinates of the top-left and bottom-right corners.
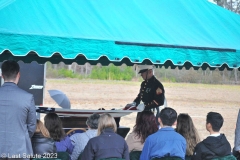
[0, 0, 240, 70]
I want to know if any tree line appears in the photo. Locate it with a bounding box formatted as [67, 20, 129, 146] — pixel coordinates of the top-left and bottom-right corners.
[213, 0, 240, 14]
[46, 62, 239, 84]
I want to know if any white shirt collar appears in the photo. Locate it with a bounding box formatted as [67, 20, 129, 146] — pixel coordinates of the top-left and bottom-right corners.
[209, 133, 221, 137]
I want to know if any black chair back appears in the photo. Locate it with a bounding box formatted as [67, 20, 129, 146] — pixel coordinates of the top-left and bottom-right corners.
[99, 158, 125, 160]
[57, 152, 70, 160]
[151, 157, 182, 160]
[129, 151, 142, 160]
[211, 155, 237, 160]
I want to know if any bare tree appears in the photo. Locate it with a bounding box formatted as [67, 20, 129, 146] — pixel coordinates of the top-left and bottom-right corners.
[234, 69, 238, 84]
[214, 0, 240, 14]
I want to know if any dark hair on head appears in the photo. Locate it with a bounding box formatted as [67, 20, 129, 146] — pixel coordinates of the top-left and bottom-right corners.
[176, 113, 200, 156]
[86, 113, 100, 129]
[206, 112, 223, 132]
[1, 60, 20, 81]
[44, 113, 65, 141]
[159, 107, 177, 126]
[134, 111, 158, 144]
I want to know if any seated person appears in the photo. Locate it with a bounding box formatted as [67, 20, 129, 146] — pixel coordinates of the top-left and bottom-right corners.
[126, 111, 158, 152]
[176, 113, 200, 159]
[44, 113, 74, 155]
[233, 110, 240, 159]
[81, 113, 129, 160]
[70, 113, 100, 160]
[140, 107, 186, 160]
[32, 119, 56, 156]
[192, 112, 231, 160]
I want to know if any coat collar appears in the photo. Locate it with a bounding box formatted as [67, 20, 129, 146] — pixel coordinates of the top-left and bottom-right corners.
[2, 82, 17, 87]
[159, 127, 175, 131]
[101, 128, 115, 134]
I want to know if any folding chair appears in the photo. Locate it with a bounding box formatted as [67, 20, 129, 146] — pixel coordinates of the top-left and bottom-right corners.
[66, 128, 86, 136]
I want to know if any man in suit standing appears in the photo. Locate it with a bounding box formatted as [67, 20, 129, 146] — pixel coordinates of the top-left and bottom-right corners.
[0, 60, 36, 159]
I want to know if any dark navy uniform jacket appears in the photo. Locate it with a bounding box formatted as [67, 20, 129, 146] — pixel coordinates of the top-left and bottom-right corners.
[134, 75, 165, 110]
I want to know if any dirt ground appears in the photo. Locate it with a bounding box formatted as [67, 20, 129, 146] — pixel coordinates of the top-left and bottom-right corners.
[43, 78, 240, 148]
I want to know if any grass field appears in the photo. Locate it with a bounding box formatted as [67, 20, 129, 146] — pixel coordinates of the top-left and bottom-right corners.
[44, 78, 240, 148]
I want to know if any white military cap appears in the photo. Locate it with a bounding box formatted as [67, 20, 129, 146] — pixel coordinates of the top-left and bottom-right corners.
[138, 65, 154, 73]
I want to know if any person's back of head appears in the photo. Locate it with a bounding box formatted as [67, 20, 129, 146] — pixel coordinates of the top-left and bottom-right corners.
[206, 112, 223, 132]
[44, 113, 65, 141]
[86, 113, 100, 129]
[176, 113, 199, 138]
[1, 60, 20, 82]
[159, 107, 177, 126]
[36, 119, 50, 138]
[33, 120, 56, 155]
[134, 111, 158, 143]
[97, 113, 117, 136]
[176, 113, 200, 156]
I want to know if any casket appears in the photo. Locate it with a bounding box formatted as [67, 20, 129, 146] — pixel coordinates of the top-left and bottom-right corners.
[36, 107, 139, 138]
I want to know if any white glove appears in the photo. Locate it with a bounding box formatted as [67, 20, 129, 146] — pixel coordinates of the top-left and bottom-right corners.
[137, 103, 145, 111]
[129, 102, 136, 106]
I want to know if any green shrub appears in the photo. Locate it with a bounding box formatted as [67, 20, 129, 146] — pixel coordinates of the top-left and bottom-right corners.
[90, 64, 134, 80]
[46, 62, 85, 79]
[58, 69, 77, 78]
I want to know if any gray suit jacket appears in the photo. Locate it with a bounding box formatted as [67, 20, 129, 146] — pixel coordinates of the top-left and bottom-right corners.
[0, 82, 36, 157]
[234, 109, 240, 151]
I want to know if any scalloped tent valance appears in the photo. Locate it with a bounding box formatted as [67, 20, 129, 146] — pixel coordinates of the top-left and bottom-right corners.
[0, 0, 240, 70]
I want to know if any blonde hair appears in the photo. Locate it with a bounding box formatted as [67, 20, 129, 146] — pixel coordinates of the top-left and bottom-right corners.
[36, 119, 50, 138]
[97, 113, 117, 136]
[176, 114, 200, 156]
